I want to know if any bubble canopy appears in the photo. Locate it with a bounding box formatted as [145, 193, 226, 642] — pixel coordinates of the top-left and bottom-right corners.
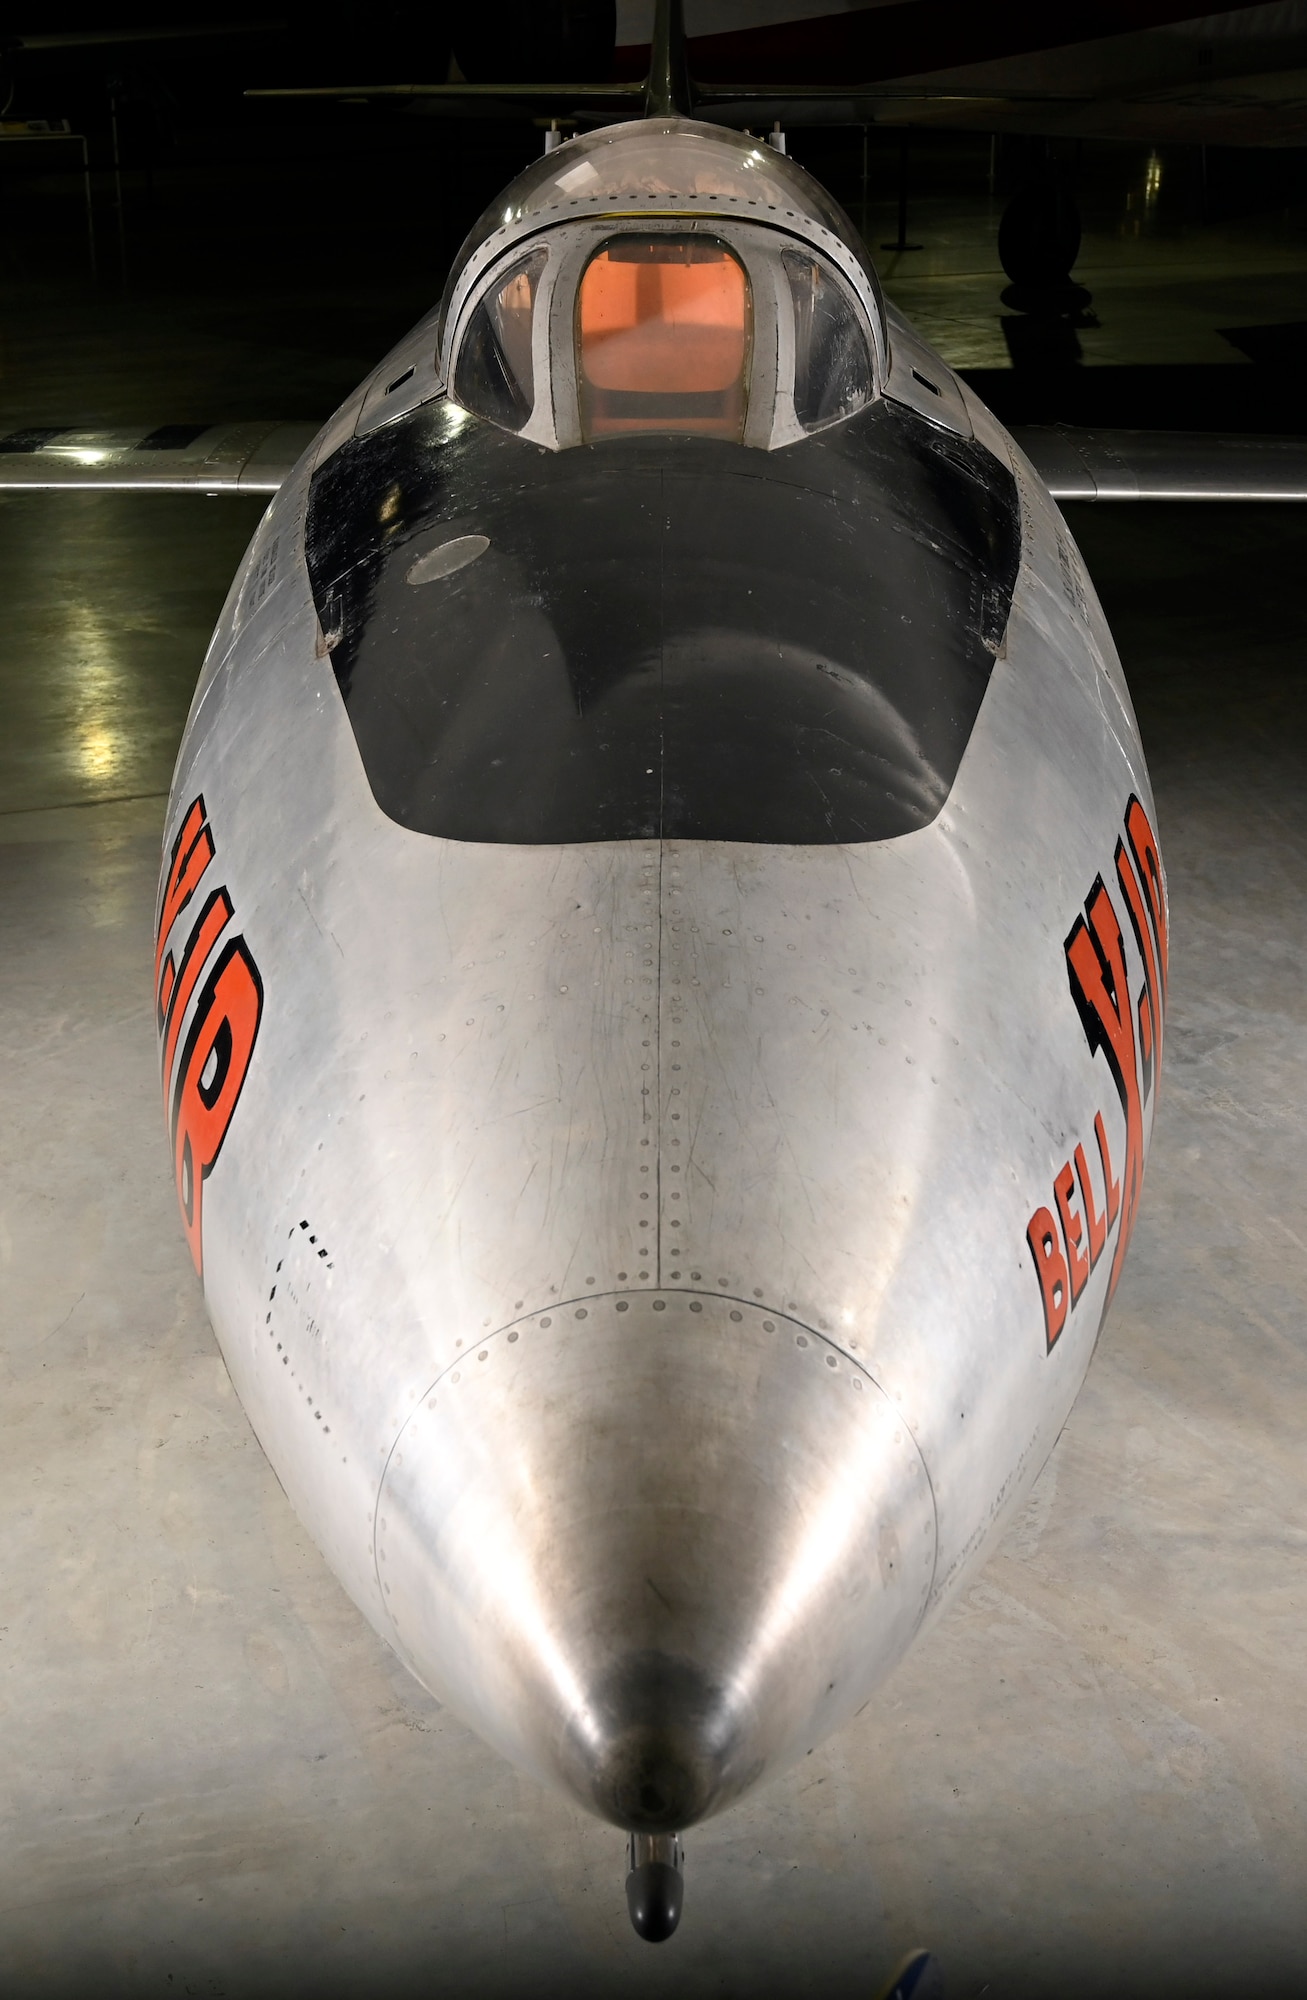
[437, 119, 885, 388]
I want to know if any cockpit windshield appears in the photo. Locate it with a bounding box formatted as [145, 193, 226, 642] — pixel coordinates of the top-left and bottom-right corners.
[447, 197, 880, 450]
[783, 249, 873, 432]
[577, 235, 751, 443]
[439, 119, 889, 451]
[454, 245, 546, 434]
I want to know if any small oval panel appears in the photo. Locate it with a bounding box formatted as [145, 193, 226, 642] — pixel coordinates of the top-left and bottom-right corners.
[407, 534, 490, 586]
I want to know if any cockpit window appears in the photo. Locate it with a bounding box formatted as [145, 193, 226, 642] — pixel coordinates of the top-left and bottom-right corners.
[783, 249, 872, 434]
[577, 235, 751, 443]
[454, 246, 546, 434]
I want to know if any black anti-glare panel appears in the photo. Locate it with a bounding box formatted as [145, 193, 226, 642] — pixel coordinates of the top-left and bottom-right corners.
[138, 424, 212, 451]
[0, 427, 70, 453]
[305, 401, 1019, 845]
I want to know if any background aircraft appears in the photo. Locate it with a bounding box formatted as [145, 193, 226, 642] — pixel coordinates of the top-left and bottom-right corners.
[8, 2, 1307, 294]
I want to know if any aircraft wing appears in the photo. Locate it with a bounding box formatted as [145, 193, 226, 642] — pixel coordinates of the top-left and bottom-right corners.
[653, 1, 1307, 147]
[5, 23, 278, 55]
[686, 78, 1307, 146]
[245, 82, 646, 112]
[4, 419, 1306, 502]
[0, 421, 318, 493]
[1012, 428, 1307, 500]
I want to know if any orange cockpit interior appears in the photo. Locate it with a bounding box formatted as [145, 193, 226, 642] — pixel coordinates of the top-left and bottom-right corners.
[577, 236, 751, 442]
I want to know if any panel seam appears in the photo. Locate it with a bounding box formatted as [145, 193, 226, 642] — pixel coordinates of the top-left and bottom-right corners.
[655, 469, 666, 1289]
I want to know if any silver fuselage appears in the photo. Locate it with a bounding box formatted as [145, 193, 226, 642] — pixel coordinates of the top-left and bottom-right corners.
[154, 162, 1164, 1838]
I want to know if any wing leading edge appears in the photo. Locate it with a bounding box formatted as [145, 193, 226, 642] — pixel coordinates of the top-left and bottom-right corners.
[4, 419, 1305, 502]
[0, 421, 318, 493]
[1012, 427, 1307, 501]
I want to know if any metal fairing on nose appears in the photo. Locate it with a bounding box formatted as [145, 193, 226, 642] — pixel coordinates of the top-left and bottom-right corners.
[302, 397, 1020, 845]
[160, 358, 1162, 1839]
[375, 1292, 935, 1829]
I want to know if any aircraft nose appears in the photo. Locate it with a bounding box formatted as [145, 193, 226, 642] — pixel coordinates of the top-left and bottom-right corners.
[374, 1289, 935, 1829]
[582, 1652, 730, 1831]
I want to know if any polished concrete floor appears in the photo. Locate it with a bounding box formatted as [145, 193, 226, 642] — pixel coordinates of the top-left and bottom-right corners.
[3, 137, 1307, 1997]
[873, 182, 1307, 372]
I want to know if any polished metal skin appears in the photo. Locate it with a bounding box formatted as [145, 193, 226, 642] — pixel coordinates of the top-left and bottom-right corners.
[1013, 425, 1307, 500]
[0, 421, 316, 492]
[147, 120, 1170, 1931]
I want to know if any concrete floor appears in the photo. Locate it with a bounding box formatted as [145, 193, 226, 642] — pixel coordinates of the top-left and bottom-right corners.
[873, 191, 1307, 372]
[4, 140, 1307, 1997]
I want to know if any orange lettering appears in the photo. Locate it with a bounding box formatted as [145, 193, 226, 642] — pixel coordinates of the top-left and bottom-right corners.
[1029, 800, 1166, 1348]
[1054, 1161, 1090, 1304]
[155, 797, 214, 1026]
[1116, 839, 1161, 1105]
[1066, 881, 1144, 1305]
[1094, 1109, 1120, 1230]
[161, 886, 234, 1090]
[1125, 795, 1168, 1008]
[1027, 1206, 1069, 1350]
[1073, 1140, 1106, 1269]
[169, 938, 263, 1275]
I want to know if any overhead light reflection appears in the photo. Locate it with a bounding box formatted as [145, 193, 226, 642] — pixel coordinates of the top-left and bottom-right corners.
[79, 724, 119, 781]
[730, 1390, 913, 1715]
[46, 443, 111, 465]
[61, 605, 130, 790]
